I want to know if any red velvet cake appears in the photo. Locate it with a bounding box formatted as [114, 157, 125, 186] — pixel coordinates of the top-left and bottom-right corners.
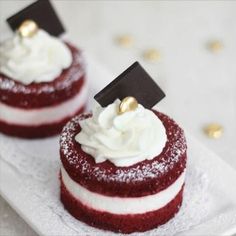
[0, 24, 87, 138]
[60, 105, 187, 233]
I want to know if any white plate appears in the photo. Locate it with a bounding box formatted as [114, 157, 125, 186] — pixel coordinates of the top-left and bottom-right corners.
[0, 56, 236, 236]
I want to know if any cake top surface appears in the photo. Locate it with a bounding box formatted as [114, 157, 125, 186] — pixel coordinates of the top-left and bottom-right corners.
[60, 110, 187, 197]
[0, 43, 85, 108]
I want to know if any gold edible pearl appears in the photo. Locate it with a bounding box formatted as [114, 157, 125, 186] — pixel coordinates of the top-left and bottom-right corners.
[116, 35, 134, 47]
[204, 123, 223, 139]
[118, 97, 138, 114]
[208, 40, 223, 53]
[143, 49, 161, 62]
[18, 20, 38, 38]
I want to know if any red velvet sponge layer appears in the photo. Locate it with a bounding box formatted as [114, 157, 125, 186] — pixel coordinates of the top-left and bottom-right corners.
[0, 42, 86, 109]
[60, 111, 187, 198]
[60, 178, 184, 234]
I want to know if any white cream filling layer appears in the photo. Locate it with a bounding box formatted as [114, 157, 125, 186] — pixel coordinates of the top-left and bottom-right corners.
[61, 166, 185, 215]
[0, 82, 88, 126]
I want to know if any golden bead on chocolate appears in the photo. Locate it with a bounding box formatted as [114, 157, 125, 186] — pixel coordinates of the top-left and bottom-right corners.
[118, 97, 138, 114]
[143, 49, 161, 62]
[18, 20, 39, 38]
[208, 40, 223, 53]
[116, 35, 134, 47]
[204, 123, 223, 139]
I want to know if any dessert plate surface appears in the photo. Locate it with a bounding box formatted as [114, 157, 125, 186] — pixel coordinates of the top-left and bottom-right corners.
[0, 56, 236, 236]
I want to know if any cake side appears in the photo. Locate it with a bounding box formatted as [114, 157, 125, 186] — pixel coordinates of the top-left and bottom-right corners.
[0, 106, 85, 138]
[60, 174, 184, 234]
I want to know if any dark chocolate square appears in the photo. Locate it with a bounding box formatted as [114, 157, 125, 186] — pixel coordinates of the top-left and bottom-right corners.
[7, 0, 65, 36]
[94, 62, 165, 109]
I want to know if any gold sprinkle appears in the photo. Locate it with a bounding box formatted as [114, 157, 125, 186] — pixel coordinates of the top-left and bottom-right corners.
[118, 97, 138, 114]
[18, 20, 38, 38]
[143, 49, 161, 62]
[208, 40, 223, 53]
[116, 35, 134, 47]
[204, 123, 223, 139]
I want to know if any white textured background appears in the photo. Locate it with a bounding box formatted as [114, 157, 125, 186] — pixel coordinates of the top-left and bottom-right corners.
[0, 1, 236, 235]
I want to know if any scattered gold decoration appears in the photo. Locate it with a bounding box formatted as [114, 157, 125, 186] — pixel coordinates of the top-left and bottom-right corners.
[143, 49, 161, 62]
[18, 20, 38, 38]
[204, 123, 223, 139]
[116, 35, 134, 47]
[208, 40, 223, 53]
[118, 97, 138, 114]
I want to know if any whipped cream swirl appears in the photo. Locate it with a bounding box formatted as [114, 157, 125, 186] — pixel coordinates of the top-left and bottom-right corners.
[0, 29, 72, 85]
[75, 100, 167, 167]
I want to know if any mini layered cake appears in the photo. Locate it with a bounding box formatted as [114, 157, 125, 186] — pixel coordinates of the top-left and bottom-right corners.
[60, 62, 187, 234]
[60, 102, 187, 233]
[0, 21, 87, 138]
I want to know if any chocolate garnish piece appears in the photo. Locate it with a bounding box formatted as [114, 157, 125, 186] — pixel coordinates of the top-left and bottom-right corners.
[94, 62, 165, 109]
[7, 0, 65, 36]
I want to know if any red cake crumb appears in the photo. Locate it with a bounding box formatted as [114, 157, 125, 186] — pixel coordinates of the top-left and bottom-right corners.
[0, 42, 86, 109]
[60, 177, 184, 234]
[60, 111, 187, 198]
